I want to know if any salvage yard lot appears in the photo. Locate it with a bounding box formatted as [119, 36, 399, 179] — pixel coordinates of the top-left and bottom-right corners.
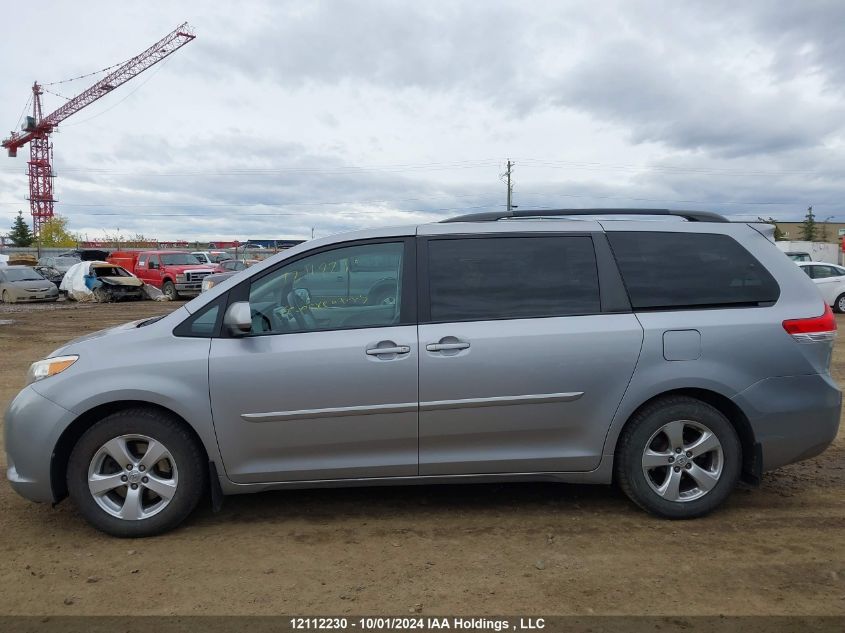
[0, 300, 843, 615]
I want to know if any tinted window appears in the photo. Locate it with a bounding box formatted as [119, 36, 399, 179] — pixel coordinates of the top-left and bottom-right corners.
[810, 265, 840, 279]
[427, 236, 600, 322]
[247, 241, 404, 334]
[607, 232, 779, 310]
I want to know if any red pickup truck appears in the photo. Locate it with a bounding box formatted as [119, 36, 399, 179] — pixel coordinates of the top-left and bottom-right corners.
[107, 250, 215, 299]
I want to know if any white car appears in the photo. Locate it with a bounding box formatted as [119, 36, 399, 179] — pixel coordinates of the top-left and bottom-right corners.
[797, 262, 845, 312]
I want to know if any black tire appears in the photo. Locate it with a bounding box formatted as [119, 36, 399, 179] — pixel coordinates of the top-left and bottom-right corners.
[615, 396, 741, 519]
[834, 294, 845, 314]
[67, 408, 206, 537]
[93, 287, 110, 303]
[162, 280, 178, 300]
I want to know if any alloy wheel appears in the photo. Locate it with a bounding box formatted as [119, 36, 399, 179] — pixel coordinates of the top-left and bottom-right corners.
[641, 419, 724, 502]
[87, 434, 179, 520]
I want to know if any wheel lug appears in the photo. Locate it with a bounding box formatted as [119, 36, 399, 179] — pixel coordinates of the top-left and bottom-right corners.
[138, 465, 146, 472]
[126, 464, 133, 470]
[130, 483, 138, 490]
[675, 448, 681, 453]
[673, 466, 681, 472]
[142, 476, 149, 484]
[668, 456, 674, 463]
[121, 475, 128, 482]
[686, 451, 692, 458]
[685, 463, 692, 470]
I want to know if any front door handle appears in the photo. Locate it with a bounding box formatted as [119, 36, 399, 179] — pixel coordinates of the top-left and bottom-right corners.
[366, 345, 410, 356]
[426, 342, 470, 352]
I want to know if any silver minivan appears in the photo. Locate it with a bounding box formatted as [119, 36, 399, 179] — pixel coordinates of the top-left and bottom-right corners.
[4, 209, 841, 536]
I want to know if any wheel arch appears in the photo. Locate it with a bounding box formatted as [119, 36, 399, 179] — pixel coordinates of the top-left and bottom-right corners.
[611, 388, 759, 485]
[50, 400, 210, 503]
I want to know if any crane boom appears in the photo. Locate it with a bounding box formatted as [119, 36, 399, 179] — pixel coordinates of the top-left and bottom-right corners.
[3, 23, 195, 154]
[1, 22, 195, 236]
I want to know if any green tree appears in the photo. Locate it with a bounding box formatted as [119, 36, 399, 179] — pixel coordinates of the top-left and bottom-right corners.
[8, 210, 34, 246]
[38, 215, 77, 247]
[757, 217, 786, 241]
[799, 206, 817, 242]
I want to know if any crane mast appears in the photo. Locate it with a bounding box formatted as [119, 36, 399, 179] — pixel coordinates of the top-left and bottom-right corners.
[2, 23, 195, 236]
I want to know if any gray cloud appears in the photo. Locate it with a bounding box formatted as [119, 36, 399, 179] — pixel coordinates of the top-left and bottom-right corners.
[3, 0, 845, 241]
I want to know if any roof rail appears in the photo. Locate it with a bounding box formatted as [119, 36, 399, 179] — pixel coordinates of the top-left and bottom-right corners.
[441, 208, 730, 223]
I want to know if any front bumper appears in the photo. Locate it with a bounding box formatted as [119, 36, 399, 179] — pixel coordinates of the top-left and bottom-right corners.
[8, 290, 58, 303]
[4, 385, 76, 503]
[733, 373, 841, 472]
[175, 282, 202, 296]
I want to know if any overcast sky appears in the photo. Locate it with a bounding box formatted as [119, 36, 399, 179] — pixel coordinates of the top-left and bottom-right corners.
[2, 1, 844, 242]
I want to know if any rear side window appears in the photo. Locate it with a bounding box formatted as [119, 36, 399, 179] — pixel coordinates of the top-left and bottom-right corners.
[607, 232, 779, 310]
[427, 236, 600, 322]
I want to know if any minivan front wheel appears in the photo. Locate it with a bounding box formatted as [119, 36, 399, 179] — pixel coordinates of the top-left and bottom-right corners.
[615, 396, 741, 519]
[67, 408, 206, 537]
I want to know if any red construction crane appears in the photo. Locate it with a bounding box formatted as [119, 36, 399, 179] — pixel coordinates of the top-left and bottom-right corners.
[2, 22, 196, 236]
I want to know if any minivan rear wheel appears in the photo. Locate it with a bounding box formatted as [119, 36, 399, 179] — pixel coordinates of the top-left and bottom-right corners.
[615, 396, 741, 519]
[67, 408, 206, 537]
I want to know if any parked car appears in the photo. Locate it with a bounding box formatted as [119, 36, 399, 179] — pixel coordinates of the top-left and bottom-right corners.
[191, 251, 230, 266]
[4, 209, 841, 537]
[107, 251, 215, 299]
[797, 262, 845, 312]
[213, 259, 259, 273]
[0, 266, 59, 303]
[201, 270, 237, 292]
[785, 251, 812, 262]
[36, 255, 81, 287]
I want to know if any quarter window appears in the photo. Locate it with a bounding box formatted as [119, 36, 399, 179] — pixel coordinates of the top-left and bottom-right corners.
[607, 232, 780, 310]
[427, 236, 601, 322]
[247, 242, 405, 334]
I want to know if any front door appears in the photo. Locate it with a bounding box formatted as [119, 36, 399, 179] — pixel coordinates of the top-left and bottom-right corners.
[417, 234, 643, 475]
[208, 238, 418, 483]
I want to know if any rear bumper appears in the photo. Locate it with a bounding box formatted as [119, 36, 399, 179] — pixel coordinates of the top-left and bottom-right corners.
[732, 373, 841, 471]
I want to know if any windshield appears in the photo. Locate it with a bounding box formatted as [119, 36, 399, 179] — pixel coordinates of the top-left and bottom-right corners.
[210, 253, 230, 263]
[160, 253, 201, 266]
[3, 268, 44, 282]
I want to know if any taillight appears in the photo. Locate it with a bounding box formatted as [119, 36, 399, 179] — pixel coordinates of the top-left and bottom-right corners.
[783, 304, 837, 342]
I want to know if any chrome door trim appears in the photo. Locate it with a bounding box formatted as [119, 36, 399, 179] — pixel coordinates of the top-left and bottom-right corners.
[241, 402, 418, 423]
[420, 391, 584, 412]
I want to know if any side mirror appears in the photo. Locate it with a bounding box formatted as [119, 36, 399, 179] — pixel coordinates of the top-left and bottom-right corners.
[224, 301, 252, 336]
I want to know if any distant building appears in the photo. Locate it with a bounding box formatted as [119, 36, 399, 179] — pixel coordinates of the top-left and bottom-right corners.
[774, 222, 845, 244]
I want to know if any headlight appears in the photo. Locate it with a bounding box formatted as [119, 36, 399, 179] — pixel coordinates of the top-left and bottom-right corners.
[27, 355, 79, 385]
[201, 278, 215, 292]
[176, 274, 187, 282]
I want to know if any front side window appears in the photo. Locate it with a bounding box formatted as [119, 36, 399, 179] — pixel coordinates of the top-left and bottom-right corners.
[247, 241, 405, 335]
[427, 236, 601, 322]
[608, 232, 780, 310]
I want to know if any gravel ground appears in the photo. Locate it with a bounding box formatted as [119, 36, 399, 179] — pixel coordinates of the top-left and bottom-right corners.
[0, 300, 843, 616]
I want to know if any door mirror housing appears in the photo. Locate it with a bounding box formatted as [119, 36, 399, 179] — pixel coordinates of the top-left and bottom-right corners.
[224, 301, 253, 336]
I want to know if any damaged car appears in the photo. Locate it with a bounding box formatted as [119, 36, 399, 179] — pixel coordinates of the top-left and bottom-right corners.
[61, 261, 146, 302]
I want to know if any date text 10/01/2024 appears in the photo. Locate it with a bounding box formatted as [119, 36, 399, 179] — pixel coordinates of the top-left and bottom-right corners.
[290, 618, 546, 631]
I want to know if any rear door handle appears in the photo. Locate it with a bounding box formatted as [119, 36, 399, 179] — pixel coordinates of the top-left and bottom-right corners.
[426, 342, 470, 352]
[366, 345, 410, 356]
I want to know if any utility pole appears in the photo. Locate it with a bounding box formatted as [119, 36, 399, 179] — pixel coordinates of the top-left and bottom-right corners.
[502, 159, 515, 212]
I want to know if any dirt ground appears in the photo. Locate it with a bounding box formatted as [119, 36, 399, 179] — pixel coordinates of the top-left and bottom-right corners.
[0, 300, 843, 616]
